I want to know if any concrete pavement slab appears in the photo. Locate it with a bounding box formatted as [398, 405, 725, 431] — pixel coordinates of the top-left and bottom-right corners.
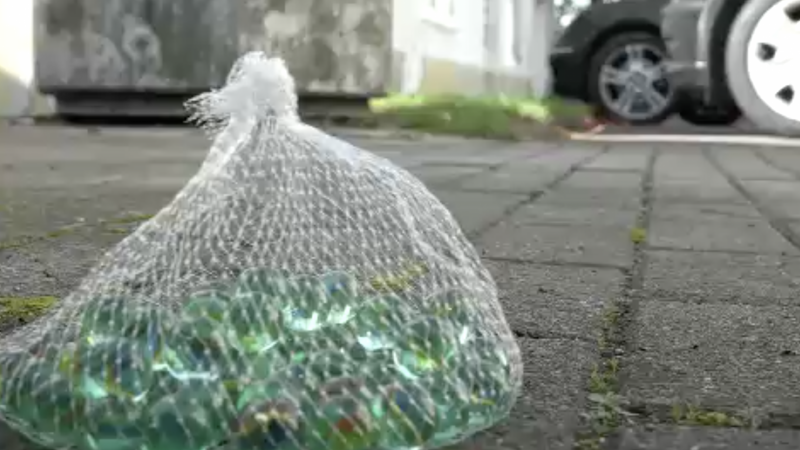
[457, 147, 603, 193]
[580, 146, 651, 172]
[652, 177, 748, 205]
[648, 206, 796, 254]
[426, 188, 528, 235]
[759, 147, 800, 177]
[507, 202, 638, 228]
[653, 150, 720, 180]
[409, 164, 488, 186]
[708, 146, 795, 180]
[478, 222, 633, 268]
[621, 301, 800, 425]
[644, 249, 800, 307]
[486, 260, 624, 341]
[742, 179, 800, 202]
[611, 426, 800, 450]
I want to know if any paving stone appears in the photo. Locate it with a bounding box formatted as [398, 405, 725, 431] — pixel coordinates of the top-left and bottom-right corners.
[654, 151, 720, 180]
[653, 177, 747, 204]
[508, 202, 638, 228]
[648, 204, 796, 254]
[428, 188, 527, 234]
[611, 426, 800, 450]
[581, 146, 652, 172]
[411, 164, 488, 185]
[645, 249, 800, 307]
[651, 202, 762, 221]
[458, 148, 600, 192]
[479, 222, 633, 267]
[743, 179, 800, 202]
[621, 301, 800, 423]
[450, 338, 597, 450]
[559, 172, 642, 191]
[759, 147, 800, 177]
[485, 259, 623, 340]
[709, 146, 795, 180]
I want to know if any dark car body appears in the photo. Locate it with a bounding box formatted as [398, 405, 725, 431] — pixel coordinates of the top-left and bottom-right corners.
[550, 0, 670, 102]
[660, 0, 747, 106]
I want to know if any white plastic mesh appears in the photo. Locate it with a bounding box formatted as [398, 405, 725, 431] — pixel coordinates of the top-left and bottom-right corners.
[0, 52, 522, 450]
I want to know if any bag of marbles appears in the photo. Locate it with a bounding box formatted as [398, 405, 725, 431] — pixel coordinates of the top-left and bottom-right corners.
[0, 51, 522, 450]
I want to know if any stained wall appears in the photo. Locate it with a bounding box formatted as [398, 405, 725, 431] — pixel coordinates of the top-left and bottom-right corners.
[35, 0, 392, 95]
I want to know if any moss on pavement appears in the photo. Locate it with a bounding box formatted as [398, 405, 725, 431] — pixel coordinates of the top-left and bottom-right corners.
[369, 94, 595, 140]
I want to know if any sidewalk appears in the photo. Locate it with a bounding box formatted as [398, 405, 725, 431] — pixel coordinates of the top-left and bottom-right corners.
[2, 125, 800, 449]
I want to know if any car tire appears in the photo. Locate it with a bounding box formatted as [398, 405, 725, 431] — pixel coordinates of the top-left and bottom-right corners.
[725, 0, 800, 136]
[677, 102, 741, 126]
[587, 32, 676, 126]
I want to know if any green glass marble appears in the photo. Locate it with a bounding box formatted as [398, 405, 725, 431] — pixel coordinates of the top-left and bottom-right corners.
[233, 390, 304, 450]
[349, 294, 418, 352]
[0, 351, 32, 404]
[117, 305, 170, 365]
[461, 338, 512, 379]
[145, 380, 238, 450]
[307, 395, 380, 450]
[79, 297, 129, 344]
[424, 373, 472, 446]
[165, 316, 249, 382]
[70, 338, 153, 401]
[183, 286, 231, 322]
[0, 358, 84, 448]
[318, 271, 359, 325]
[224, 291, 284, 355]
[458, 363, 513, 429]
[422, 289, 483, 345]
[80, 397, 145, 450]
[281, 276, 330, 332]
[373, 380, 437, 449]
[278, 326, 358, 366]
[392, 318, 460, 379]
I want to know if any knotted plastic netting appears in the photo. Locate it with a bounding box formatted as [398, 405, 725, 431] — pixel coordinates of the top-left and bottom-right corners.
[0, 51, 522, 450]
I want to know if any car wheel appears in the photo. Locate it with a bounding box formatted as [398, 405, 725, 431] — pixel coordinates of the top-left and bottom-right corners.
[677, 102, 741, 126]
[587, 32, 676, 125]
[726, 0, 800, 136]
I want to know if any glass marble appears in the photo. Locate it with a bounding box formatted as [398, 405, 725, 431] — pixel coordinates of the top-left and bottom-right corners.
[79, 297, 129, 344]
[392, 318, 460, 379]
[71, 338, 154, 401]
[183, 287, 231, 322]
[233, 389, 304, 450]
[373, 380, 437, 449]
[224, 291, 284, 354]
[145, 380, 238, 450]
[80, 397, 145, 450]
[306, 395, 380, 450]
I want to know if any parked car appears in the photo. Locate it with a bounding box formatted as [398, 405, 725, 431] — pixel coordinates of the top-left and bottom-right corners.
[550, 0, 676, 125]
[661, 0, 800, 134]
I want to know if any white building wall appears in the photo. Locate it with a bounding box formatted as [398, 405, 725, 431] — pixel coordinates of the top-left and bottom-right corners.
[0, 0, 54, 118]
[391, 0, 554, 97]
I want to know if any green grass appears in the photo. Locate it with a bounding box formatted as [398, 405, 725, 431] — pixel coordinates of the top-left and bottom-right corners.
[368, 94, 592, 140]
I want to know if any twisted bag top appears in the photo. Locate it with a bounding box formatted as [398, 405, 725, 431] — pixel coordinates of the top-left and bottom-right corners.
[0, 52, 522, 450]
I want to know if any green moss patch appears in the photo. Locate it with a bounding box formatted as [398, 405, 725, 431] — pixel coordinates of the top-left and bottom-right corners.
[369, 94, 594, 140]
[0, 296, 58, 323]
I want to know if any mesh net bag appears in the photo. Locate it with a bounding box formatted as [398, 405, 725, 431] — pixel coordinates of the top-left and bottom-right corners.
[0, 52, 522, 450]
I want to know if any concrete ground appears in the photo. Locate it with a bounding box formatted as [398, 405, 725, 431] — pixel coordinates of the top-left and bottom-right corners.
[2, 124, 800, 449]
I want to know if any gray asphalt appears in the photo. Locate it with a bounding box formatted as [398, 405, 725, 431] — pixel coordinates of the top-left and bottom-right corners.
[2, 124, 800, 449]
